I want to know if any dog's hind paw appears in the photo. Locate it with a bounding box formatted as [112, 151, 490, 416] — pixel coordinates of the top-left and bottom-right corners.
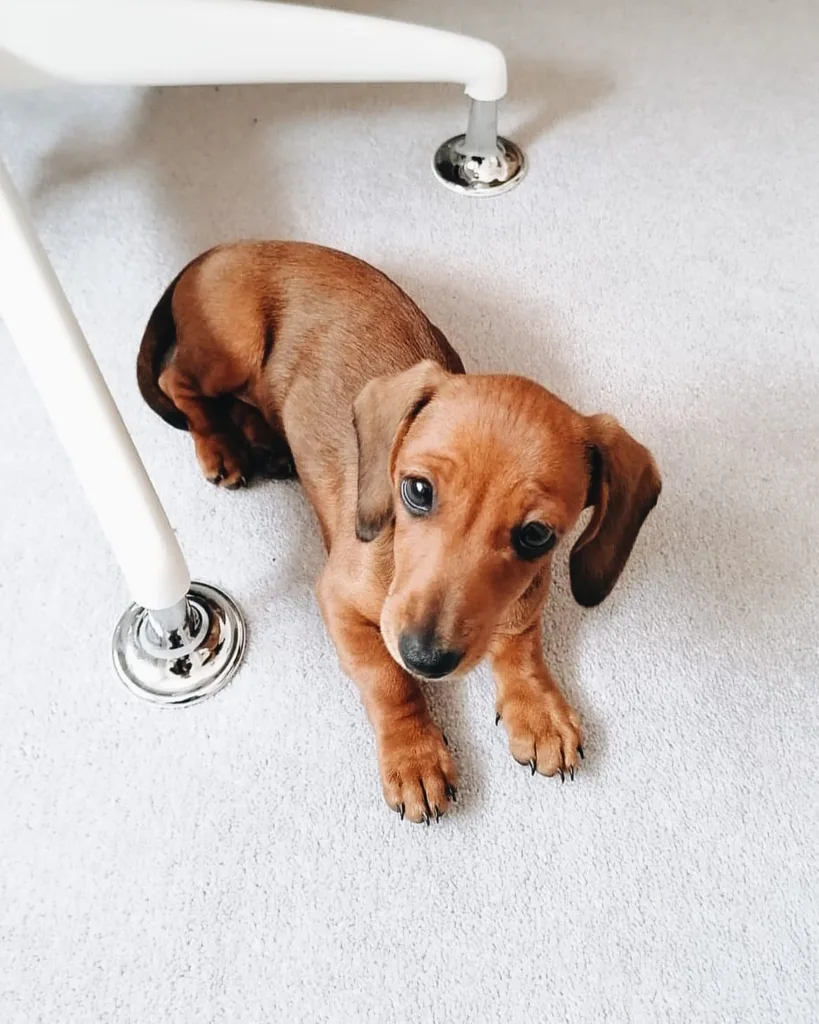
[194, 432, 251, 490]
[251, 445, 297, 480]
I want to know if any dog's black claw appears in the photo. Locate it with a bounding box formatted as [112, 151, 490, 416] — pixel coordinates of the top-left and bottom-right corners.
[558, 768, 565, 783]
[442, 732, 449, 747]
[399, 803, 405, 821]
[435, 807, 442, 822]
[495, 712, 501, 726]
[529, 759, 537, 776]
[577, 745, 585, 760]
[208, 473, 223, 486]
[419, 780, 433, 824]
[445, 783, 458, 803]
[570, 765, 575, 781]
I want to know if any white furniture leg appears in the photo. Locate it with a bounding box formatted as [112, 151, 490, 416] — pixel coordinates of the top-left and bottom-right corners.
[1, 0, 506, 98]
[0, 0, 526, 194]
[0, 159, 245, 705]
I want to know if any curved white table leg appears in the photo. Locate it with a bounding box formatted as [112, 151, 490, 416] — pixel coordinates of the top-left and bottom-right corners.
[0, 0, 526, 194]
[0, 159, 245, 705]
[0, 0, 507, 100]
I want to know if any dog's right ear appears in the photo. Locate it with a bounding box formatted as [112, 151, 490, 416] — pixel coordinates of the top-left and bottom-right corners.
[353, 360, 447, 541]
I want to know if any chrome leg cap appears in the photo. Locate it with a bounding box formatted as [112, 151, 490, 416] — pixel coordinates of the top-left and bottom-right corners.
[112, 581, 246, 707]
[432, 135, 527, 196]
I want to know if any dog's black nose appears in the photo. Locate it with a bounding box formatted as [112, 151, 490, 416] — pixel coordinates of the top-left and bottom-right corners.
[398, 632, 463, 679]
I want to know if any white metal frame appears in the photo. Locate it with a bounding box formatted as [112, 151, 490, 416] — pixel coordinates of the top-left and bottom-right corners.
[0, 159, 191, 611]
[0, 0, 507, 100]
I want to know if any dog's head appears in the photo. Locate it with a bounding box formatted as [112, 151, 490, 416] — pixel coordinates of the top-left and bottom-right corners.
[353, 360, 661, 679]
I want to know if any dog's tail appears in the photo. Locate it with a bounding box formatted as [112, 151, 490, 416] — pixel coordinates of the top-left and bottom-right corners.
[136, 268, 189, 431]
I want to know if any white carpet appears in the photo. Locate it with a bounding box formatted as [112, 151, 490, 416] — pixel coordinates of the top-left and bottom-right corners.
[1, 1, 817, 1021]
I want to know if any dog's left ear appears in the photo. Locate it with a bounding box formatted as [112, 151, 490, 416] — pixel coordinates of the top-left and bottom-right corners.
[353, 360, 448, 541]
[570, 414, 662, 607]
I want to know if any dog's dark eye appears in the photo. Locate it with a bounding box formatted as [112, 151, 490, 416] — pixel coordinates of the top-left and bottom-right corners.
[513, 521, 556, 560]
[401, 476, 435, 515]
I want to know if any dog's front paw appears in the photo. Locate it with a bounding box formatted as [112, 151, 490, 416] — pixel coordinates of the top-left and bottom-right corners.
[497, 690, 583, 781]
[378, 717, 458, 824]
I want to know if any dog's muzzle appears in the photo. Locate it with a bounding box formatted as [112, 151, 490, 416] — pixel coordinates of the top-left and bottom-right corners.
[398, 630, 464, 679]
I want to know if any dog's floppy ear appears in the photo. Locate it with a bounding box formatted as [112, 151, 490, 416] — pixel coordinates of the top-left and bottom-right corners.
[570, 414, 661, 607]
[353, 360, 447, 541]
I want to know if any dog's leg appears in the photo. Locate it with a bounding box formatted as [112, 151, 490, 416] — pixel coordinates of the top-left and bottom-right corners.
[318, 582, 458, 823]
[227, 399, 296, 480]
[490, 624, 583, 780]
[158, 364, 250, 488]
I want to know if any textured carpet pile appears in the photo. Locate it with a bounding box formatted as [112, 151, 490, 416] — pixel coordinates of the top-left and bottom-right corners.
[1, 2, 816, 1021]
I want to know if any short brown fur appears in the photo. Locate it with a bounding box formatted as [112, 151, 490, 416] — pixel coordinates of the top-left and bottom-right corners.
[138, 241, 661, 823]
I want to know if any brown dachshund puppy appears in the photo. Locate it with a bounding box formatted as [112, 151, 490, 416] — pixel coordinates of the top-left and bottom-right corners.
[137, 241, 661, 823]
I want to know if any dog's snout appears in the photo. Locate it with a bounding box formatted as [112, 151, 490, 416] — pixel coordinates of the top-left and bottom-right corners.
[398, 631, 463, 679]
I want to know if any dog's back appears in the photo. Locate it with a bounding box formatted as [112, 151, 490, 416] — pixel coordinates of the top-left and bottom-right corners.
[136, 241, 462, 430]
[136, 240, 463, 527]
